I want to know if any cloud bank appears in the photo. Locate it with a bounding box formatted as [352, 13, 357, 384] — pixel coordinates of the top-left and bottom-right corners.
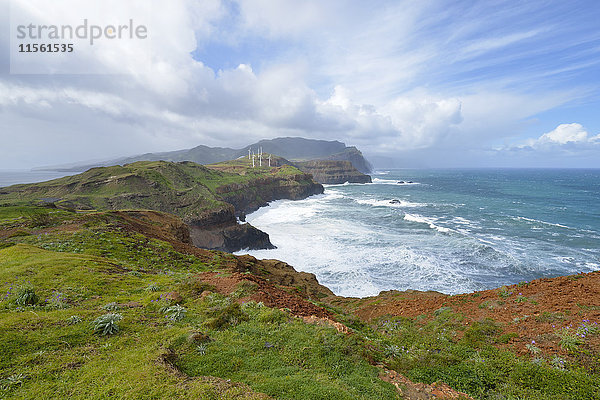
[1, 0, 599, 169]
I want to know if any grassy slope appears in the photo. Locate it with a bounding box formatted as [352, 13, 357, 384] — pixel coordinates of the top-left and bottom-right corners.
[0, 160, 307, 217]
[0, 207, 396, 400]
[0, 206, 599, 399]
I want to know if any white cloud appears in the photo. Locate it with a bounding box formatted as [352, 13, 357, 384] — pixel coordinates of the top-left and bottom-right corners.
[497, 123, 600, 157]
[537, 123, 598, 145]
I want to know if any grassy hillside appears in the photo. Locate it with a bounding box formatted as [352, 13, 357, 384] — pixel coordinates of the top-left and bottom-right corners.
[1, 206, 599, 399]
[0, 160, 323, 252]
[0, 160, 302, 214]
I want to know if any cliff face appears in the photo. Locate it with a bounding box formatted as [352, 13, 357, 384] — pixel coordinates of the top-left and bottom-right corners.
[322, 147, 373, 174]
[294, 160, 372, 184]
[215, 173, 324, 216]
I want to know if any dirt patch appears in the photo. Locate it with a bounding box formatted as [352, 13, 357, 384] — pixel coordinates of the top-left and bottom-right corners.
[196, 271, 332, 319]
[379, 366, 473, 399]
[339, 271, 600, 358]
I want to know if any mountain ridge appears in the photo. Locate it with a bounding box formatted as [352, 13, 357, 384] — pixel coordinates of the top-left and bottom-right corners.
[37, 137, 373, 175]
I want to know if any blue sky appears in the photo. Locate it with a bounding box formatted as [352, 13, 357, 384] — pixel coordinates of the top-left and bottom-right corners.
[1, 0, 599, 168]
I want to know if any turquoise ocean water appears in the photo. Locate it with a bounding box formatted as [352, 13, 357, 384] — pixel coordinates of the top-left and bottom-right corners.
[239, 169, 600, 297]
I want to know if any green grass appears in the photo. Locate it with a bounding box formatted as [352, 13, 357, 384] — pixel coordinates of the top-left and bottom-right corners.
[0, 161, 310, 220]
[371, 311, 600, 399]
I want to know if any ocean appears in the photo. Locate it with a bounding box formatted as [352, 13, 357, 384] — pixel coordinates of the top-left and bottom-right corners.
[0, 170, 77, 188]
[238, 169, 600, 297]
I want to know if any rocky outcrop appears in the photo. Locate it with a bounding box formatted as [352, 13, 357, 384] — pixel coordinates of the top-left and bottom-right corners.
[187, 205, 275, 252]
[294, 160, 372, 184]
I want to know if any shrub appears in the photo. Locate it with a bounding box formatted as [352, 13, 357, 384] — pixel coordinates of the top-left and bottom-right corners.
[26, 212, 54, 227]
[92, 313, 122, 335]
[47, 291, 69, 309]
[145, 283, 160, 292]
[556, 327, 583, 352]
[231, 280, 258, 298]
[498, 286, 512, 298]
[204, 302, 248, 330]
[178, 278, 214, 297]
[463, 319, 500, 347]
[163, 304, 187, 322]
[14, 287, 39, 306]
[256, 307, 288, 324]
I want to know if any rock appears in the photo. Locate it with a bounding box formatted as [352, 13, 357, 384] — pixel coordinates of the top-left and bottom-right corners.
[188, 331, 212, 343]
[164, 291, 183, 303]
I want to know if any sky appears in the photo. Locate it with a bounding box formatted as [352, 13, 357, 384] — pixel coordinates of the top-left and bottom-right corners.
[1, 0, 600, 169]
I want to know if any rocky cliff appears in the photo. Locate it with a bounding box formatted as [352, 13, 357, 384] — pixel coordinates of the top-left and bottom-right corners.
[294, 160, 372, 184]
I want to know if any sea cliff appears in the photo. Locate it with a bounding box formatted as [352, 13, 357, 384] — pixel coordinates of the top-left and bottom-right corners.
[294, 160, 372, 184]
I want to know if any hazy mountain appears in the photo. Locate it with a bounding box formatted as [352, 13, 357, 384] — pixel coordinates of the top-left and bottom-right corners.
[39, 137, 372, 174]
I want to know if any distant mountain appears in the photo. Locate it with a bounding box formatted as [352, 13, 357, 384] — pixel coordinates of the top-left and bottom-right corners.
[40, 137, 372, 174]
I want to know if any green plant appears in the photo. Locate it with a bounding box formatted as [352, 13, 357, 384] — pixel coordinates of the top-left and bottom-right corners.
[256, 307, 288, 324]
[526, 341, 541, 355]
[145, 283, 160, 292]
[163, 304, 186, 322]
[463, 319, 500, 346]
[556, 327, 583, 352]
[2, 373, 26, 389]
[515, 294, 528, 303]
[535, 311, 564, 323]
[14, 286, 39, 306]
[231, 280, 258, 298]
[67, 315, 82, 325]
[26, 212, 54, 227]
[478, 300, 493, 310]
[204, 302, 248, 330]
[383, 344, 402, 358]
[551, 356, 566, 370]
[498, 286, 512, 298]
[92, 313, 123, 335]
[102, 302, 120, 311]
[196, 344, 207, 355]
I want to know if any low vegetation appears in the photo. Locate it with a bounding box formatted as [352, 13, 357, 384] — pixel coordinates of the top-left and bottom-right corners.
[0, 205, 599, 399]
